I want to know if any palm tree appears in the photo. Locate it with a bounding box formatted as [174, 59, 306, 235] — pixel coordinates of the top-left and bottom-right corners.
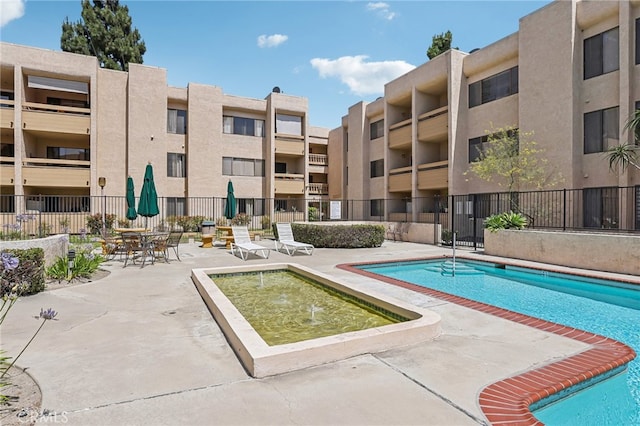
[605, 109, 640, 172]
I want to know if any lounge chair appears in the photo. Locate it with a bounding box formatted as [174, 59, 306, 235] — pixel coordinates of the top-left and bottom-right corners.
[230, 226, 270, 260]
[275, 223, 314, 256]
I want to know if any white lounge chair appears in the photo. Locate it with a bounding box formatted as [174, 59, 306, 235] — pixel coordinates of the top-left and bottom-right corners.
[230, 226, 270, 260]
[275, 223, 314, 256]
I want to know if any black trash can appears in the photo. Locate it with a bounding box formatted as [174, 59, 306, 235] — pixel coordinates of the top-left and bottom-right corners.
[201, 220, 215, 234]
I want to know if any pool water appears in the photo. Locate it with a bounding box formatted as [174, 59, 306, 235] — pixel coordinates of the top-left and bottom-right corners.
[358, 259, 640, 425]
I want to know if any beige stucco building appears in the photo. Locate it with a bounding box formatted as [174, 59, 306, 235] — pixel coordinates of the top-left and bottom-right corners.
[0, 42, 329, 227]
[329, 0, 640, 230]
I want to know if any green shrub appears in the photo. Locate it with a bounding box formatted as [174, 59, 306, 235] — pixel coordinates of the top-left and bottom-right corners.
[46, 251, 104, 283]
[86, 213, 117, 234]
[0, 248, 45, 296]
[484, 211, 528, 232]
[261, 216, 271, 230]
[441, 228, 454, 245]
[231, 213, 251, 226]
[291, 223, 385, 248]
[308, 207, 319, 222]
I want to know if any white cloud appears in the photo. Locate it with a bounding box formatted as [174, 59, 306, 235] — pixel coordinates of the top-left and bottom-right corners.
[0, 0, 25, 27]
[257, 34, 288, 48]
[366, 2, 396, 21]
[310, 55, 415, 96]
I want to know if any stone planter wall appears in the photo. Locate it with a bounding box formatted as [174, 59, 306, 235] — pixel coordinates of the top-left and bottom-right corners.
[0, 234, 69, 267]
[483, 229, 640, 276]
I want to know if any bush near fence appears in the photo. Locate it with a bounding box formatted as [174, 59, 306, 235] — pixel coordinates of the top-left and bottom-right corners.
[0, 248, 46, 296]
[291, 223, 385, 248]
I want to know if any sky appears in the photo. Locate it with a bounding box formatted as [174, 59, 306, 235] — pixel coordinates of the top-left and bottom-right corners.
[0, 0, 552, 129]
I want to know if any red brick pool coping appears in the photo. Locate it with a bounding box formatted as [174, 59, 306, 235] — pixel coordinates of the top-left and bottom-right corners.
[337, 256, 637, 426]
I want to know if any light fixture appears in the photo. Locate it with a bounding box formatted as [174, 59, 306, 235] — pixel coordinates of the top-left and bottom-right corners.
[98, 177, 106, 188]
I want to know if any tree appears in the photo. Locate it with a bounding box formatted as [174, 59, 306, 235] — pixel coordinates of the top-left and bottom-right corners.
[465, 125, 563, 214]
[427, 31, 457, 60]
[61, 0, 146, 72]
[605, 109, 640, 172]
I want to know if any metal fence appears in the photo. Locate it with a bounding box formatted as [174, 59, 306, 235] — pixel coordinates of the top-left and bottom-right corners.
[1, 186, 638, 245]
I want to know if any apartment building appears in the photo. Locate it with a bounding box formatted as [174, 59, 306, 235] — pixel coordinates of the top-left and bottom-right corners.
[329, 0, 640, 230]
[0, 42, 329, 227]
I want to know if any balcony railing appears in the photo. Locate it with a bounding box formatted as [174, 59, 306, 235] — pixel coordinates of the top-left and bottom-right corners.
[417, 106, 448, 142]
[274, 173, 305, 194]
[275, 138, 304, 156]
[22, 158, 91, 187]
[22, 102, 91, 135]
[1, 157, 14, 185]
[388, 166, 412, 192]
[1, 100, 15, 129]
[308, 153, 328, 165]
[388, 118, 412, 149]
[307, 183, 328, 195]
[417, 160, 448, 190]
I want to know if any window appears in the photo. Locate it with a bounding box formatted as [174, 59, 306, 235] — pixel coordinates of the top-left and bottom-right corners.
[584, 187, 618, 228]
[370, 159, 384, 178]
[222, 157, 265, 176]
[166, 197, 186, 217]
[635, 101, 640, 144]
[167, 109, 187, 134]
[469, 129, 518, 162]
[46, 147, 89, 161]
[584, 27, 619, 79]
[167, 153, 186, 178]
[275, 114, 302, 136]
[468, 135, 488, 163]
[1, 143, 14, 157]
[1, 91, 14, 101]
[370, 119, 384, 140]
[636, 19, 639, 65]
[223, 116, 265, 137]
[584, 106, 619, 154]
[237, 198, 265, 216]
[469, 67, 518, 108]
[47, 97, 88, 108]
[370, 199, 384, 217]
[275, 162, 287, 173]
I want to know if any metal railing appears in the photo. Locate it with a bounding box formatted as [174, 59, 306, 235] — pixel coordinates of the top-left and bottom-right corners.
[1, 187, 638, 244]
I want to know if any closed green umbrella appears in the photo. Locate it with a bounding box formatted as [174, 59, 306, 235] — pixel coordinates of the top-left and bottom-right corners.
[126, 176, 137, 221]
[224, 180, 236, 219]
[138, 163, 159, 227]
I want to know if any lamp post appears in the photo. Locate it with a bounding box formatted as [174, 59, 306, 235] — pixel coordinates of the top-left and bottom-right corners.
[98, 177, 106, 236]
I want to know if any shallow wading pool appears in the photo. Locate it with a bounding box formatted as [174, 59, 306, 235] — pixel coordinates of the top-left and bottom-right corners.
[191, 263, 441, 378]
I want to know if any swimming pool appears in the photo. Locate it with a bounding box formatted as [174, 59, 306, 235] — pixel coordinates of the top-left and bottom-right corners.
[352, 258, 640, 425]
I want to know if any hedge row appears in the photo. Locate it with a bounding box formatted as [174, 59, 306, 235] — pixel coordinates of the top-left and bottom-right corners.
[1, 248, 46, 297]
[290, 223, 385, 248]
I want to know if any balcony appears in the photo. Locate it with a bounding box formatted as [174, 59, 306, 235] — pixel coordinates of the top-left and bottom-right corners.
[417, 106, 448, 142]
[417, 160, 448, 190]
[22, 102, 90, 135]
[22, 158, 91, 188]
[307, 183, 328, 195]
[275, 137, 304, 156]
[388, 166, 412, 192]
[1, 100, 15, 129]
[1, 157, 14, 185]
[388, 118, 412, 149]
[309, 153, 328, 166]
[274, 173, 305, 194]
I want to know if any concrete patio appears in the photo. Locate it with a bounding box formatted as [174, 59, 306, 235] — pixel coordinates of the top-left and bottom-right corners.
[1, 239, 589, 425]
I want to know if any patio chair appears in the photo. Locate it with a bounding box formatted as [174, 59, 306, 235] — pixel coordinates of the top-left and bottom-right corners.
[121, 232, 154, 268]
[164, 231, 182, 262]
[230, 226, 270, 260]
[274, 223, 314, 256]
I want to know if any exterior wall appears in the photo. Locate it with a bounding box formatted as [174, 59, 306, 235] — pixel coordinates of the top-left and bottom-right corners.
[333, 0, 640, 228]
[484, 229, 640, 275]
[0, 42, 329, 222]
